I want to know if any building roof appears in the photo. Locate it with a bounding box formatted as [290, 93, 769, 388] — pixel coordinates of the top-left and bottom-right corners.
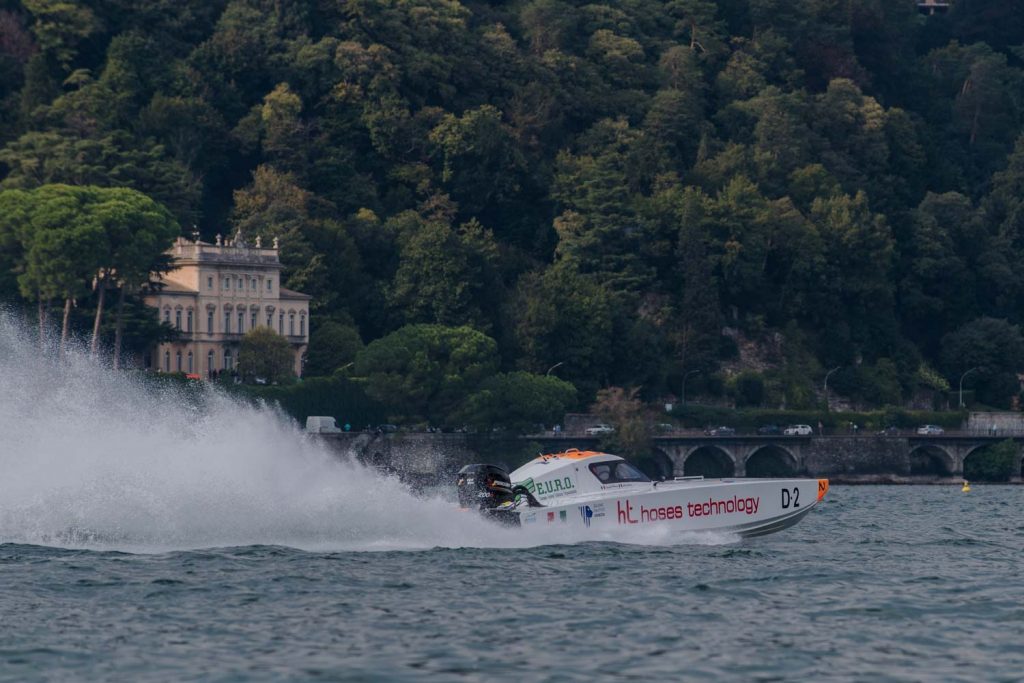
[168, 236, 281, 267]
[279, 287, 312, 301]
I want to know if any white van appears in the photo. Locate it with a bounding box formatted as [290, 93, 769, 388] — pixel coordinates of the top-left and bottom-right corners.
[305, 416, 341, 433]
[783, 424, 813, 436]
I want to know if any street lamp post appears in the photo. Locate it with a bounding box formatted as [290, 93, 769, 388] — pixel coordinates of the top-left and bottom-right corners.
[959, 367, 979, 408]
[681, 369, 700, 408]
[546, 361, 564, 376]
[823, 366, 840, 412]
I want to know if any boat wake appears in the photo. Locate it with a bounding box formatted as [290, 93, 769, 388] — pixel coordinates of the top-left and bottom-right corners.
[0, 312, 738, 553]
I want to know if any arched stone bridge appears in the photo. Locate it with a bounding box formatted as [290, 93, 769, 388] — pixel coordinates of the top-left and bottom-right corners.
[520, 434, 1024, 481]
[312, 431, 1024, 483]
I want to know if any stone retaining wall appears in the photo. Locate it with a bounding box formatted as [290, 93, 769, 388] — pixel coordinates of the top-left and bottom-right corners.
[802, 437, 909, 476]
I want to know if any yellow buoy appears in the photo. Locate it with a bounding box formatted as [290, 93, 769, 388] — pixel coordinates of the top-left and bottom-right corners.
[961, 480, 971, 493]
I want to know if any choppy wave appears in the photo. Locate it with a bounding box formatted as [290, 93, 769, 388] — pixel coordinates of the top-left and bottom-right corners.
[3, 486, 1023, 682]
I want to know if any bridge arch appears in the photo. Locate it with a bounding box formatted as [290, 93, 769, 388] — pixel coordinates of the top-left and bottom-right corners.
[962, 442, 1018, 482]
[635, 448, 675, 480]
[683, 445, 735, 478]
[908, 444, 955, 476]
[744, 445, 799, 477]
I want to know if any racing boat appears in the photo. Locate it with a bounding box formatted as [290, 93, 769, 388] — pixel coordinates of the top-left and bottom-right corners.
[457, 449, 828, 538]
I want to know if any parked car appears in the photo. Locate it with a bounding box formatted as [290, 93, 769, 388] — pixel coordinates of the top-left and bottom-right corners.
[877, 426, 900, 436]
[376, 423, 399, 433]
[916, 424, 944, 435]
[706, 426, 736, 436]
[757, 424, 781, 435]
[656, 423, 676, 433]
[585, 424, 615, 436]
[783, 424, 813, 436]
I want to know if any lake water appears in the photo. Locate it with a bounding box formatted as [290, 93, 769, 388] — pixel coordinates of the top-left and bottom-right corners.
[3, 487, 1022, 682]
[1, 315, 1022, 681]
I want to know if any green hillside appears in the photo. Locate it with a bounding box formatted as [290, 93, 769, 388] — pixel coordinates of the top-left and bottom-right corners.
[2, 0, 1023, 410]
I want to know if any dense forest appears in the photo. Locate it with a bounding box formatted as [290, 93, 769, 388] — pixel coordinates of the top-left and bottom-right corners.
[2, 0, 1024, 412]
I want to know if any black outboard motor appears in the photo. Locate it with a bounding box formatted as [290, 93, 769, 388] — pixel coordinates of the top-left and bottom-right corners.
[457, 464, 515, 510]
[456, 464, 543, 527]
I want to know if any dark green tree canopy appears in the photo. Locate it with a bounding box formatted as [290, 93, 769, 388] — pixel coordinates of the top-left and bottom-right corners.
[458, 371, 577, 432]
[304, 319, 364, 378]
[2, 0, 1024, 409]
[940, 317, 1024, 408]
[355, 323, 498, 424]
[238, 327, 296, 384]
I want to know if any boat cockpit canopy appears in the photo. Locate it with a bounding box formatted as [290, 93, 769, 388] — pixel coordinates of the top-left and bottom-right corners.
[589, 460, 650, 484]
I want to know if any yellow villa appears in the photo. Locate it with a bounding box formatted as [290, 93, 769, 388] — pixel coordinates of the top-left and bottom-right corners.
[144, 233, 310, 377]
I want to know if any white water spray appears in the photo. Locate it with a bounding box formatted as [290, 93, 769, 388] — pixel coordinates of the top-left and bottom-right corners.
[0, 312, 737, 552]
[0, 312, 517, 552]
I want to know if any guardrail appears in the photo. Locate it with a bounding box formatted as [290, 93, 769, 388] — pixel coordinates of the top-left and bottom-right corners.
[523, 428, 1024, 438]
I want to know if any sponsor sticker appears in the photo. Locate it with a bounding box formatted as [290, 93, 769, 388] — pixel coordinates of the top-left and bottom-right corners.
[687, 495, 760, 517]
[559, 510, 567, 523]
[538, 477, 574, 496]
[614, 495, 762, 525]
[616, 499, 684, 525]
[546, 511, 555, 523]
[579, 505, 594, 527]
[516, 477, 575, 497]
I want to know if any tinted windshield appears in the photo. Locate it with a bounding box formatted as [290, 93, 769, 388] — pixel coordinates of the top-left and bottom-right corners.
[589, 461, 651, 484]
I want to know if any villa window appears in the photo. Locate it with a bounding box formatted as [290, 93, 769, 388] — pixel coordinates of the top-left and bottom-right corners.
[289, 313, 295, 336]
[224, 310, 231, 334]
[163, 309, 170, 324]
[207, 350, 215, 373]
[175, 310, 182, 330]
[223, 277, 229, 290]
[207, 310, 214, 334]
[251, 310, 257, 329]
[266, 312, 273, 327]
[164, 351, 170, 372]
[187, 351, 193, 374]
[207, 276, 213, 290]
[279, 312, 284, 335]
[186, 310, 193, 333]
[267, 279, 272, 291]
[176, 351, 182, 372]
[251, 278, 256, 291]
[238, 310, 245, 333]
[223, 348, 232, 371]
[299, 315, 305, 337]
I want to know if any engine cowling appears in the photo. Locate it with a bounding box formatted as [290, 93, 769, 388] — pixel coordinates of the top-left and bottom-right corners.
[456, 464, 514, 510]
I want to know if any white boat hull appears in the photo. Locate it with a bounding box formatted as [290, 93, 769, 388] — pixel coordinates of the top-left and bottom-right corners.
[514, 478, 826, 538]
